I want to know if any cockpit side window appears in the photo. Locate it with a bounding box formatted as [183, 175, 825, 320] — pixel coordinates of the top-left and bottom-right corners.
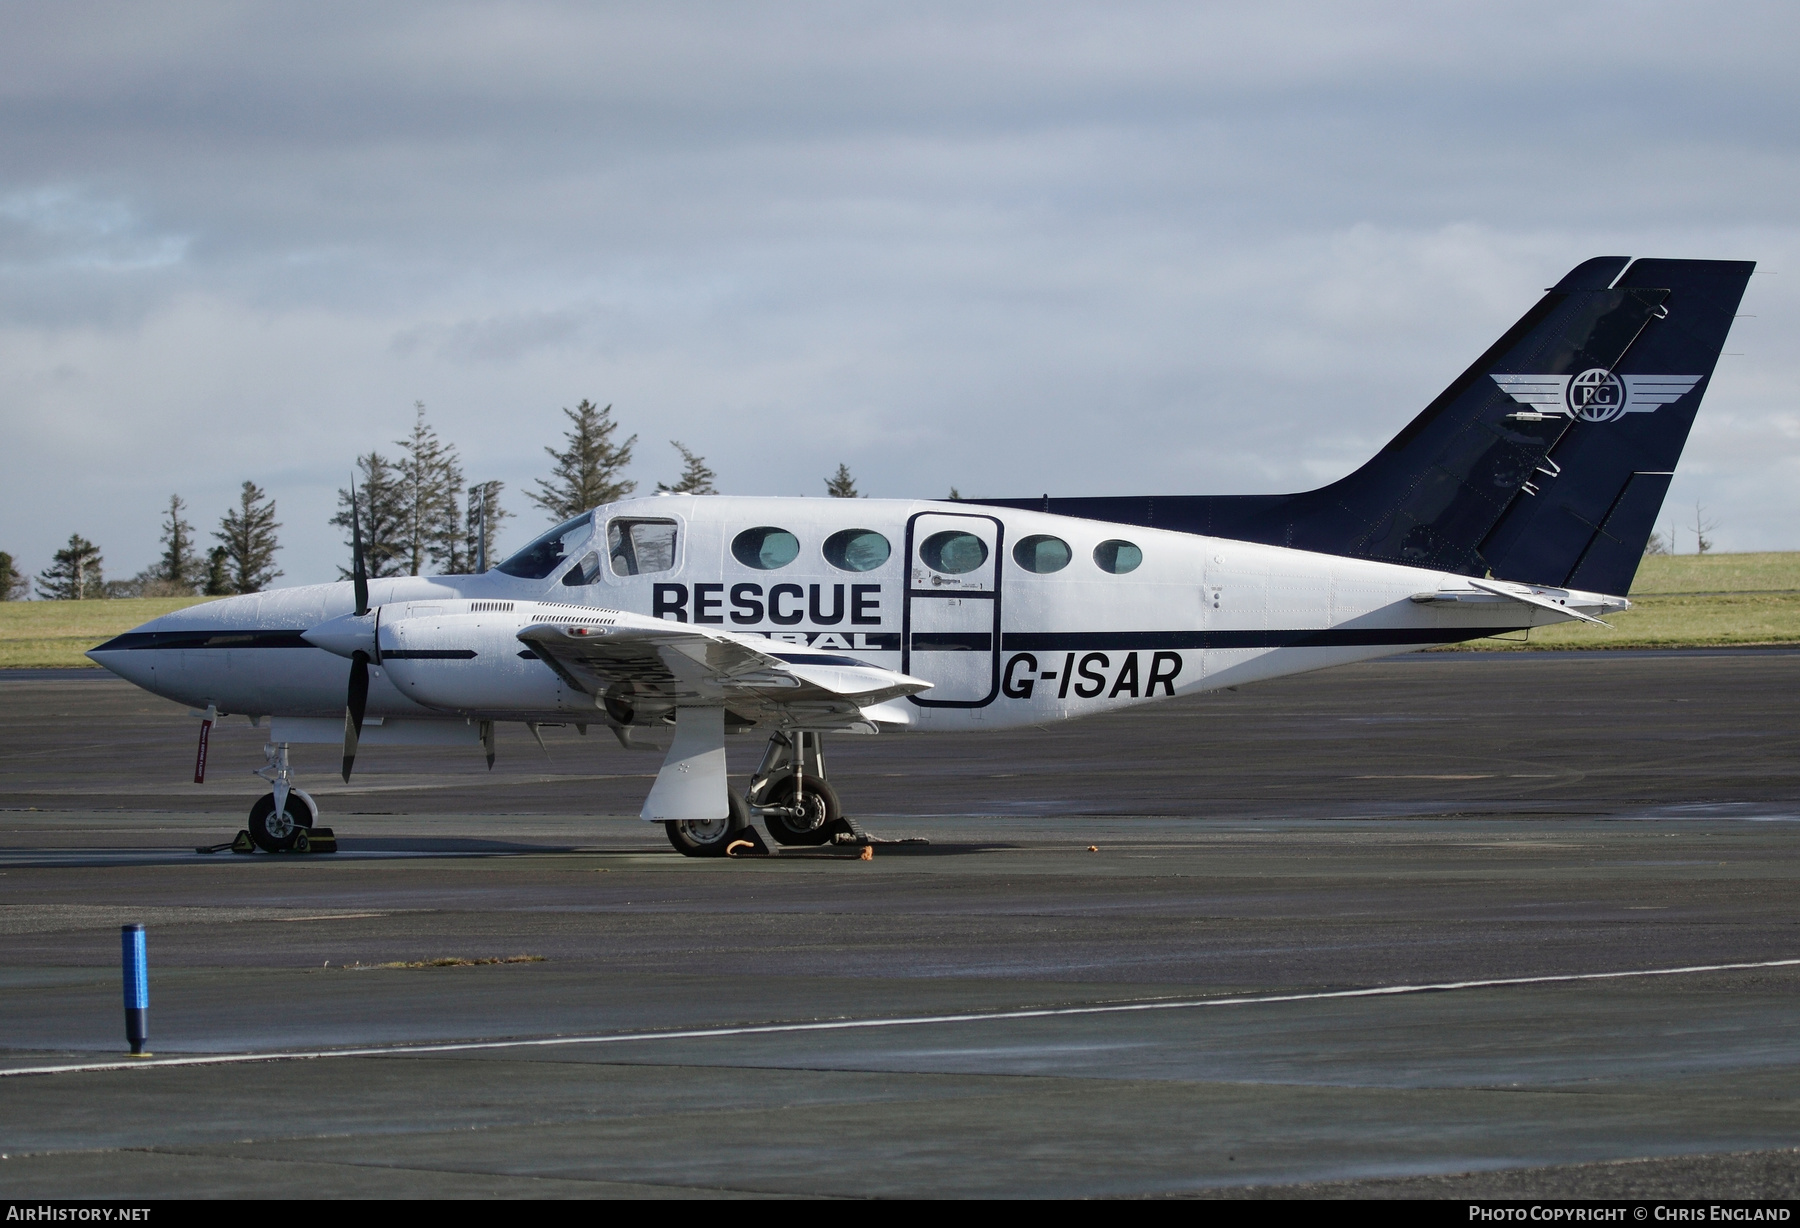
[494, 513, 594, 580]
[608, 519, 680, 576]
[560, 551, 602, 586]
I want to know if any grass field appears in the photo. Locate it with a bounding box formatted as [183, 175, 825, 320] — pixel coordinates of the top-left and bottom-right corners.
[2, 553, 1797, 667]
[1462, 552, 1800, 650]
[0, 597, 218, 669]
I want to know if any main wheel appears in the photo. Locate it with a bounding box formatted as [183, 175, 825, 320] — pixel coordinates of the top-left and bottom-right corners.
[759, 774, 842, 847]
[248, 792, 313, 853]
[664, 790, 751, 858]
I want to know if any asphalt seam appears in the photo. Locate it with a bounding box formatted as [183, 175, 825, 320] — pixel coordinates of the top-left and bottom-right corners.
[5, 956, 1797, 1080]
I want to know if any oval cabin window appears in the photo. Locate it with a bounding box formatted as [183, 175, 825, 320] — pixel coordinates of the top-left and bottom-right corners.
[920, 530, 989, 575]
[1093, 539, 1143, 574]
[731, 526, 801, 570]
[823, 528, 891, 572]
[1012, 534, 1072, 574]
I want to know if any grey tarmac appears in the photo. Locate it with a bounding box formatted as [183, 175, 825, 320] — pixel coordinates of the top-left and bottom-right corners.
[3, 650, 1800, 1199]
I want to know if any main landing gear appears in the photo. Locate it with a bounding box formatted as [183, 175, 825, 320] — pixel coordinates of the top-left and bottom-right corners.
[749, 731, 846, 847]
[662, 791, 754, 857]
[661, 730, 859, 858]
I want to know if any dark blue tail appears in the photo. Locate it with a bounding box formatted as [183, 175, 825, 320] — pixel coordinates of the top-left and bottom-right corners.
[978, 257, 1754, 595]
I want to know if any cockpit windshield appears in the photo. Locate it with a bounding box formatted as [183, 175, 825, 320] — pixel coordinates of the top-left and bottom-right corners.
[494, 512, 595, 580]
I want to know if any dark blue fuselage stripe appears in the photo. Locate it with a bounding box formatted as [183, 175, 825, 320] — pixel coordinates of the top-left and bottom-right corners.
[912, 633, 993, 651]
[92, 630, 314, 651]
[92, 626, 1520, 656]
[90, 631, 478, 659]
[1001, 628, 1521, 651]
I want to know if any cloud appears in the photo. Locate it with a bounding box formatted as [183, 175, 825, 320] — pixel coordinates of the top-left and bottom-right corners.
[2, 1, 1798, 581]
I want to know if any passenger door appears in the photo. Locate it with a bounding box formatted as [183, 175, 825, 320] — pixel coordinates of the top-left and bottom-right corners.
[902, 511, 1003, 707]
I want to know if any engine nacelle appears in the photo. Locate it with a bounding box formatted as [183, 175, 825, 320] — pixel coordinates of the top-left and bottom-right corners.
[376, 599, 597, 716]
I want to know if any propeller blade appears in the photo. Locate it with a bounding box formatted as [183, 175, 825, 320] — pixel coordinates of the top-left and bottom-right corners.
[350, 479, 370, 617]
[341, 650, 370, 782]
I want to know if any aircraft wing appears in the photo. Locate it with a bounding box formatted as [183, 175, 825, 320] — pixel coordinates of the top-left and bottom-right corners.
[516, 620, 930, 729]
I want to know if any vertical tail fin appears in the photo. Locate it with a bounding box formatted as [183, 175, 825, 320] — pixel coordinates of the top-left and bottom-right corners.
[1474, 258, 1753, 592]
[978, 257, 1754, 594]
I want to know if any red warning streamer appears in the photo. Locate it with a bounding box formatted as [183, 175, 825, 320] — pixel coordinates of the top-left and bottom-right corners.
[193, 717, 212, 784]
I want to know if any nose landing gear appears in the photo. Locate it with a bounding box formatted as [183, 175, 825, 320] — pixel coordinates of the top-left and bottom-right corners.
[247, 741, 321, 853]
[247, 790, 315, 852]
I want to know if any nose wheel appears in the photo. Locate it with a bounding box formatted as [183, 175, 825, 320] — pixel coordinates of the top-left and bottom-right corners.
[248, 790, 316, 853]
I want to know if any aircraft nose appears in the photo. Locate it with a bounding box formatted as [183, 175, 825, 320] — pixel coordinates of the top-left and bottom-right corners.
[87, 611, 163, 685]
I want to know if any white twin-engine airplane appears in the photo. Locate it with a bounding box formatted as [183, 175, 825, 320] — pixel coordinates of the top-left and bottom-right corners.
[91, 257, 1753, 856]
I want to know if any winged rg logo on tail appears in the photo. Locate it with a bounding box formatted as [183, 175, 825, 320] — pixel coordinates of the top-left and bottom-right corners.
[1492, 370, 1705, 423]
[88, 256, 1755, 857]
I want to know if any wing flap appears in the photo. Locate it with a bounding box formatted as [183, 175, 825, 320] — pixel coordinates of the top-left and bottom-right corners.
[517, 621, 931, 725]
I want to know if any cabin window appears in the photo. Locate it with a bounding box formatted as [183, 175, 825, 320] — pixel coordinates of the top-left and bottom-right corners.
[1012, 534, 1071, 574]
[494, 512, 594, 579]
[560, 551, 602, 586]
[608, 518, 679, 576]
[920, 530, 988, 575]
[823, 528, 891, 572]
[731, 526, 801, 570]
[1094, 539, 1143, 574]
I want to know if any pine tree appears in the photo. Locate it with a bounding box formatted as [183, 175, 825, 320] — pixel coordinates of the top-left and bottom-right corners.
[395, 403, 464, 575]
[155, 495, 200, 593]
[530, 400, 636, 521]
[215, 482, 282, 593]
[331, 452, 409, 579]
[202, 547, 232, 597]
[0, 551, 28, 600]
[825, 463, 860, 498]
[36, 534, 103, 600]
[657, 441, 717, 495]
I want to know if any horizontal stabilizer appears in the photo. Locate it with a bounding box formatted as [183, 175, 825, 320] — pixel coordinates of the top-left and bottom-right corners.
[1467, 579, 1612, 627]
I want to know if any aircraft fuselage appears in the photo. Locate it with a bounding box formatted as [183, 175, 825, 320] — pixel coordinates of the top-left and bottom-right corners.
[92, 495, 1612, 735]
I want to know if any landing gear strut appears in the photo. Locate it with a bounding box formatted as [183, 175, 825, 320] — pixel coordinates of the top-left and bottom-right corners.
[750, 731, 847, 847]
[249, 742, 317, 853]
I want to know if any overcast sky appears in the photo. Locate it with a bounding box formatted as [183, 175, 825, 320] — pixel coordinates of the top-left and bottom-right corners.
[2, 1, 1795, 587]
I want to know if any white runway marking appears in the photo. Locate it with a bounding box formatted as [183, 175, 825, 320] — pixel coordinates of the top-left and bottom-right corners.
[7, 957, 1797, 1079]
